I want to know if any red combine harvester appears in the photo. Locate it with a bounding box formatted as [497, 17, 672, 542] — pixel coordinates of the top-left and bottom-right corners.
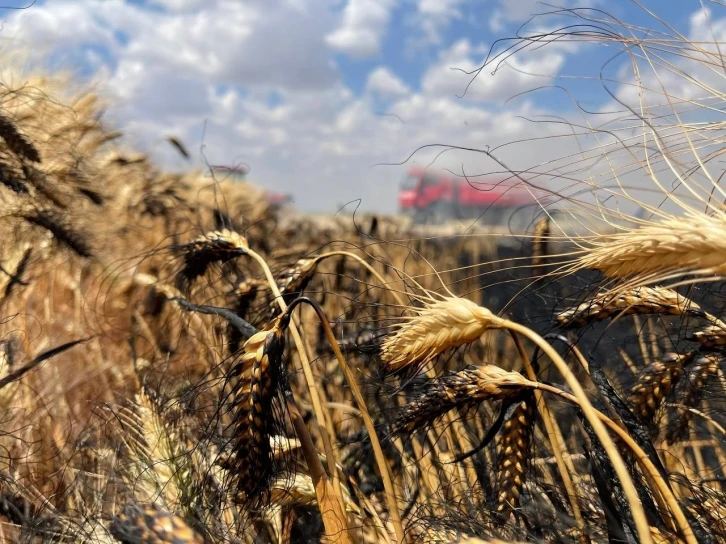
[399, 167, 547, 228]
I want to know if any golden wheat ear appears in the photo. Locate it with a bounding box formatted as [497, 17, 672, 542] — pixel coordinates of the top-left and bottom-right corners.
[494, 394, 534, 521]
[568, 213, 726, 286]
[380, 295, 505, 372]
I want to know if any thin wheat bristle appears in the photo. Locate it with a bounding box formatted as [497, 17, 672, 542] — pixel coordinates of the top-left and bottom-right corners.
[393, 365, 528, 434]
[556, 286, 706, 328]
[494, 394, 534, 520]
[0, 112, 41, 163]
[109, 504, 207, 544]
[572, 213, 726, 281]
[628, 352, 686, 424]
[381, 296, 505, 371]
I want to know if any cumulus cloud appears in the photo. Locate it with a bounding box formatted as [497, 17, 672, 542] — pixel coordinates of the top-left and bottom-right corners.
[421, 39, 565, 102]
[326, 0, 396, 58]
[1, 0, 598, 214]
[411, 0, 469, 47]
[8, 0, 338, 91]
[366, 67, 410, 97]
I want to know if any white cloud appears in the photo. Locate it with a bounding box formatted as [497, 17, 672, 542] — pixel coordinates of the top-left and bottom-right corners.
[326, 0, 396, 58]
[404, 0, 470, 52]
[421, 39, 565, 102]
[366, 67, 410, 97]
[8, 0, 338, 91]
[2, 0, 596, 214]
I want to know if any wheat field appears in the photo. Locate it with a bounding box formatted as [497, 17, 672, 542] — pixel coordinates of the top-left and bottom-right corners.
[0, 6, 726, 544]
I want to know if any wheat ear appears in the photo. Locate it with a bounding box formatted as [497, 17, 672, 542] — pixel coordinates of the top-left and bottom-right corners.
[628, 352, 686, 425]
[494, 395, 534, 520]
[380, 295, 505, 371]
[568, 213, 726, 284]
[392, 365, 528, 434]
[556, 286, 712, 328]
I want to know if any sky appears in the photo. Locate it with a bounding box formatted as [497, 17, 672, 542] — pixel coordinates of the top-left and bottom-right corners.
[0, 0, 722, 214]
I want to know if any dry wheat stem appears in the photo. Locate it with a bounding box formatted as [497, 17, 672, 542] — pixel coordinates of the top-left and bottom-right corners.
[245, 247, 353, 543]
[294, 296, 406, 544]
[508, 330, 586, 533]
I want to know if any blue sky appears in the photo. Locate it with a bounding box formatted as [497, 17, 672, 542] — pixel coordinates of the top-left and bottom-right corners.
[0, 0, 722, 213]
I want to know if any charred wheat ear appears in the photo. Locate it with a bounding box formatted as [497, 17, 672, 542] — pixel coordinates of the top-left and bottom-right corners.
[0, 153, 27, 193]
[392, 365, 529, 434]
[173, 229, 249, 292]
[226, 321, 285, 502]
[0, 113, 40, 163]
[628, 352, 687, 425]
[556, 286, 714, 328]
[666, 354, 721, 444]
[22, 209, 93, 257]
